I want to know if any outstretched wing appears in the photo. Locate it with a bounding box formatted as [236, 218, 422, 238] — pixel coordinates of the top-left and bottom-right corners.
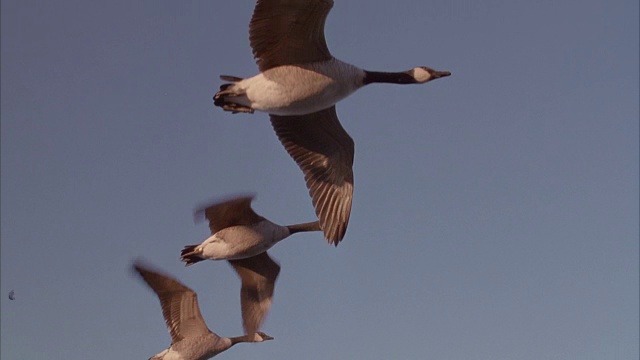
[194, 194, 263, 234]
[249, 0, 334, 71]
[270, 106, 354, 244]
[133, 261, 214, 344]
[229, 252, 281, 335]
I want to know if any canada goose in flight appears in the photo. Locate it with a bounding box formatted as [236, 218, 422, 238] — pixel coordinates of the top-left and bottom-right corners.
[213, 0, 451, 244]
[180, 194, 320, 335]
[132, 260, 274, 360]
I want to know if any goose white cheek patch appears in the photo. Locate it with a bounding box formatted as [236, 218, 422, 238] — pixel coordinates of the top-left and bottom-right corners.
[412, 67, 432, 83]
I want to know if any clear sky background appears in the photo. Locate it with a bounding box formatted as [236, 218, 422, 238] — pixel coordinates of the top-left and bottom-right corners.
[2, 1, 638, 359]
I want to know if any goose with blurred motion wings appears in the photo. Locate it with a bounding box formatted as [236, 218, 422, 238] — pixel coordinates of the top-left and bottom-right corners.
[180, 194, 321, 336]
[133, 261, 274, 360]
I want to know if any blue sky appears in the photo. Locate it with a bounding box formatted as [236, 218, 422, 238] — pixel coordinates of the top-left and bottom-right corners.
[1, 1, 638, 359]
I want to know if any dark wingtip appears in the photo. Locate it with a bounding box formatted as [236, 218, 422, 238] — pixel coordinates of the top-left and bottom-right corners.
[131, 257, 148, 275]
[325, 222, 346, 247]
[325, 231, 344, 247]
[130, 258, 163, 281]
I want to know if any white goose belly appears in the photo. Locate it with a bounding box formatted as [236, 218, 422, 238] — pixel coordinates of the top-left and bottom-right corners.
[232, 60, 364, 116]
[200, 220, 289, 260]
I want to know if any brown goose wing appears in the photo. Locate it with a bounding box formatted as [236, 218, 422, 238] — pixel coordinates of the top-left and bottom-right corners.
[133, 261, 214, 344]
[228, 252, 281, 335]
[194, 194, 263, 234]
[249, 0, 334, 71]
[270, 106, 354, 244]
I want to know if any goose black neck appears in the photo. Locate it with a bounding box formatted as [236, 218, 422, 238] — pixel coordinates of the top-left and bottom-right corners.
[228, 335, 253, 345]
[363, 70, 416, 85]
[287, 221, 322, 234]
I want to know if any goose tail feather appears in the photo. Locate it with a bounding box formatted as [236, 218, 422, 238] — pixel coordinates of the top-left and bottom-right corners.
[180, 245, 205, 266]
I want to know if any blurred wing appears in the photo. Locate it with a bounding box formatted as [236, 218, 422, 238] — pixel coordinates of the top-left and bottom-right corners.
[133, 261, 214, 344]
[194, 194, 263, 234]
[228, 252, 281, 335]
[249, 0, 334, 71]
[270, 106, 354, 244]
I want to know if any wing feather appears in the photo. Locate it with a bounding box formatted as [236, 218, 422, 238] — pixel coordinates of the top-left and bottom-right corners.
[270, 106, 354, 244]
[194, 194, 263, 234]
[228, 252, 281, 335]
[249, 0, 334, 71]
[133, 261, 214, 344]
